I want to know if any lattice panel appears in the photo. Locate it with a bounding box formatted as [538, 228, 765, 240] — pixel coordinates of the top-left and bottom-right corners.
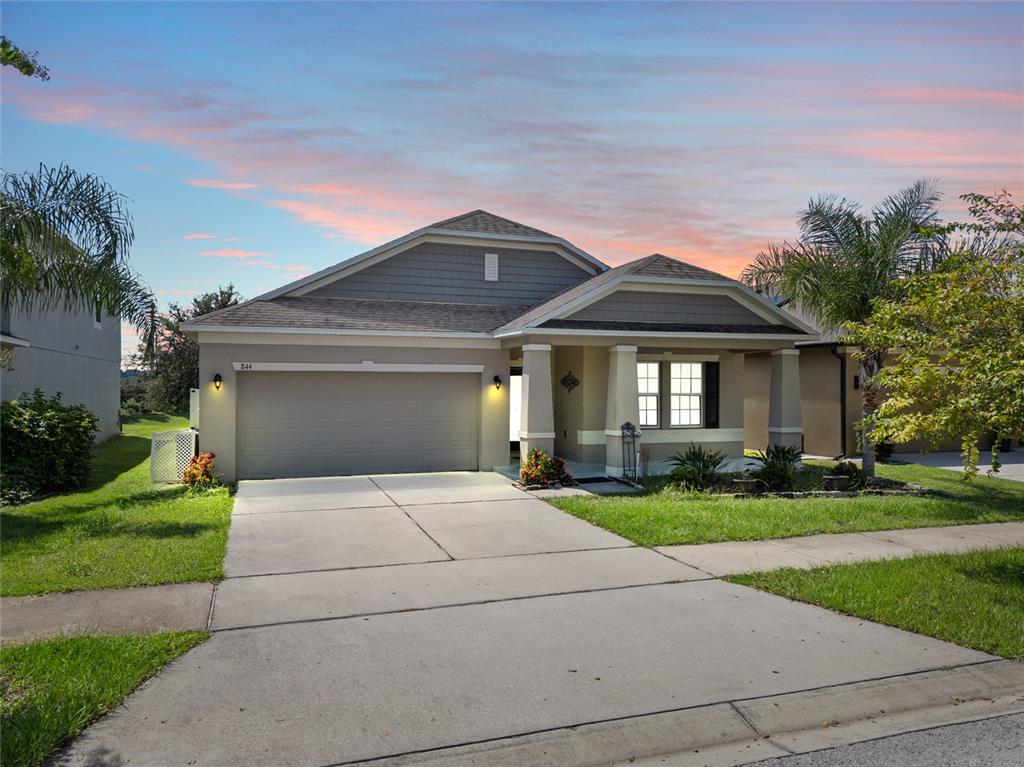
[150, 429, 198, 484]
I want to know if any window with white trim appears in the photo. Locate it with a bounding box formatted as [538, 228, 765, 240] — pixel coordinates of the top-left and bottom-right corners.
[636, 362, 659, 427]
[670, 362, 702, 426]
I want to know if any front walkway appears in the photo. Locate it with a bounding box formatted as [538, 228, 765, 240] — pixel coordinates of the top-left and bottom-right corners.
[47, 472, 1023, 766]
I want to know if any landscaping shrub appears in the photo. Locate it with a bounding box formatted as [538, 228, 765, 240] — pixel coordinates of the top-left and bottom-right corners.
[829, 460, 866, 489]
[519, 449, 572, 487]
[665, 444, 726, 491]
[874, 441, 895, 463]
[0, 391, 99, 505]
[183, 452, 219, 488]
[754, 443, 802, 492]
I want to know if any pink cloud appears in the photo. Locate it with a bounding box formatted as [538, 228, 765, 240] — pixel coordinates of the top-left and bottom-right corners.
[7, 63, 1020, 279]
[188, 178, 260, 190]
[868, 87, 1024, 106]
[283, 264, 309, 271]
[184, 233, 217, 240]
[199, 248, 269, 258]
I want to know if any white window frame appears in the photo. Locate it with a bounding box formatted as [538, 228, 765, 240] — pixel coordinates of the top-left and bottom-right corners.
[636, 361, 660, 428]
[669, 361, 703, 427]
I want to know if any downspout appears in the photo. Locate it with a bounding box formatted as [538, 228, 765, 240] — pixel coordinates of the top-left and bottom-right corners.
[829, 343, 847, 458]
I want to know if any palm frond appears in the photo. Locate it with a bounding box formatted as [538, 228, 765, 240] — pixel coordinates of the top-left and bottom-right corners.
[1, 164, 155, 329]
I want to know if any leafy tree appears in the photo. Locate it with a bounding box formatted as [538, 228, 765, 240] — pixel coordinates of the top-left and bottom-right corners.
[849, 193, 1024, 477]
[142, 287, 242, 414]
[1, 164, 155, 333]
[1, 36, 50, 80]
[741, 180, 945, 476]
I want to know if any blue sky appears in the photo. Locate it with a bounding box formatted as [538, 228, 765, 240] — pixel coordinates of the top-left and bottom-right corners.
[2, 1, 1022, 356]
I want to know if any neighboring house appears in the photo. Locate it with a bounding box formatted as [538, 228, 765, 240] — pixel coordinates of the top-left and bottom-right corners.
[743, 307, 993, 458]
[1, 303, 121, 440]
[183, 211, 815, 482]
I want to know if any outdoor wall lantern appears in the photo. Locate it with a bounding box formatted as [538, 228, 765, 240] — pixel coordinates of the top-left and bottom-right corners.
[560, 371, 580, 393]
[492, 374, 502, 390]
[213, 373, 223, 391]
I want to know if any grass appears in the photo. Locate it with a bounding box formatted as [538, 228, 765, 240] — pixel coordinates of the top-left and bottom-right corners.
[548, 463, 1024, 547]
[1, 415, 233, 597]
[729, 548, 1024, 658]
[0, 631, 206, 767]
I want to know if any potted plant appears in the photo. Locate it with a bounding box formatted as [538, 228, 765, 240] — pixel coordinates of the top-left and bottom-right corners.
[732, 471, 763, 494]
[822, 460, 864, 491]
[821, 474, 851, 491]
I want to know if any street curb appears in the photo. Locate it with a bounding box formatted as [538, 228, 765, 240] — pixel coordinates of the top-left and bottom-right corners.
[340, 661, 1024, 767]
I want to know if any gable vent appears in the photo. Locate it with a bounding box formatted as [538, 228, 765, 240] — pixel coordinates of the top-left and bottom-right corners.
[484, 252, 499, 282]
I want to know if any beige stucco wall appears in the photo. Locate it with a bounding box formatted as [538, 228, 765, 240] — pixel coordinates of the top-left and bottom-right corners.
[198, 336, 510, 483]
[547, 345, 747, 473]
[746, 346, 988, 457]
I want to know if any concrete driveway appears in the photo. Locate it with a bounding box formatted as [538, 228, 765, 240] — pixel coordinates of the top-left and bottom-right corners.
[56, 472, 995, 767]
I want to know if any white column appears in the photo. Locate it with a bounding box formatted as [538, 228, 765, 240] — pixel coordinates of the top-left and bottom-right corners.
[604, 345, 640, 475]
[519, 344, 555, 461]
[768, 348, 802, 449]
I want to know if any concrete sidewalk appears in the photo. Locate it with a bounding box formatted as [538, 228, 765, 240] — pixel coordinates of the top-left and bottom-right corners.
[3, 520, 1022, 643]
[657, 521, 1024, 576]
[0, 582, 213, 645]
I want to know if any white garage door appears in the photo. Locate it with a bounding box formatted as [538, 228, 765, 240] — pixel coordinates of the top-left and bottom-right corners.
[237, 371, 479, 479]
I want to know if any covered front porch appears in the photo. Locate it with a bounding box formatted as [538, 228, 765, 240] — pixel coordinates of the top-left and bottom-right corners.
[503, 338, 803, 480]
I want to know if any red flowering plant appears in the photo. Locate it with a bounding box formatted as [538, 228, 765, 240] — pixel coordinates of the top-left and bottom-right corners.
[519, 448, 572, 488]
[183, 451, 219, 488]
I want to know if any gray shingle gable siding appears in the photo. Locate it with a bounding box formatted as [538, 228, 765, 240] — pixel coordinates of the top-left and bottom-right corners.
[569, 290, 771, 326]
[306, 242, 592, 306]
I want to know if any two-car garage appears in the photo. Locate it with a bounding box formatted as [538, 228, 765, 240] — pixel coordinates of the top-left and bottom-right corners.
[236, 369, 481, 479]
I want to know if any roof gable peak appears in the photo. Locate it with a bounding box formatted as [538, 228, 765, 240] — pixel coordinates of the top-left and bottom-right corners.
[428, 209, 555, 239]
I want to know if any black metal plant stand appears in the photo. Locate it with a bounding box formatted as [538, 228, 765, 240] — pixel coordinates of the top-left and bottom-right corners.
[621, 421, 641, 482]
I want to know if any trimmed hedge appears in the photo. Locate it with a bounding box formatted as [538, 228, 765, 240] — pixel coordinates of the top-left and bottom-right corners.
[1, 391, 99, 505]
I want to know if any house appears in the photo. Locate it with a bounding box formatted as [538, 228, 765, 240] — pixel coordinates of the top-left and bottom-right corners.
[183, 211, 815, 482]
[1, 303, 121, 440]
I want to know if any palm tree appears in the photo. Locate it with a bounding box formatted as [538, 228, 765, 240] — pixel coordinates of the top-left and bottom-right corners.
[741, 180, 944, 476]
[1, 164, 156, 350]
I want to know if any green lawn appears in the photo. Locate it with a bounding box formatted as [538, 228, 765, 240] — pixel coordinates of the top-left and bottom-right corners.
[0, 632, 206, 767]
[1, 415, 233, 596]
[549, 463, 1024, 547]
[730, 548, 1024, 658]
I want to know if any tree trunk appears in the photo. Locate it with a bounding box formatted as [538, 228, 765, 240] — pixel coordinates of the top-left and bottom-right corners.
[859, 352, 883, 478]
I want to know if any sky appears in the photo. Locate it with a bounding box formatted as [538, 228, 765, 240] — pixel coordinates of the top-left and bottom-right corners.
[2, 1, 1022, 358]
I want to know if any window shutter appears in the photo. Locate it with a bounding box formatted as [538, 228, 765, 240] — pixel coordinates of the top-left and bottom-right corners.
[704, 362, 720, 428]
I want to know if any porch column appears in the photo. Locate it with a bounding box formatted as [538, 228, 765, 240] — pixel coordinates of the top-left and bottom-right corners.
[519, 343, 555, 461]
[604, 344, 640, 475]
[768, 348, 802, 449]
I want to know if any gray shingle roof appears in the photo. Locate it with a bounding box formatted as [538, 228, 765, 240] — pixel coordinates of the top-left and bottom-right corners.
[430, 210, 554, 238]
[630, 253, 729, 281]
[189, 296, 528, 333]
[493, 254, 733, 333]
